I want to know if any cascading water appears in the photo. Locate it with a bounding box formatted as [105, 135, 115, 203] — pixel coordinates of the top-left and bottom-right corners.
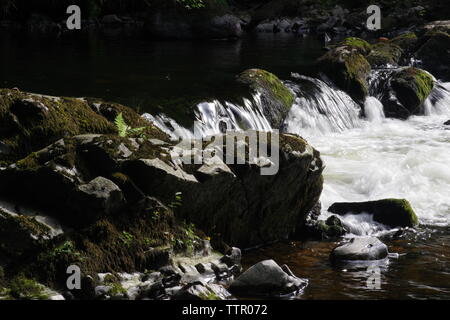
[283, 74, 362, 136]
[143, 93, 272, 140]
[143, 70, 450, 234]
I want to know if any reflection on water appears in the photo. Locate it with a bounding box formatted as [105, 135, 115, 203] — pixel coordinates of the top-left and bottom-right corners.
[243, 226, 450, 299]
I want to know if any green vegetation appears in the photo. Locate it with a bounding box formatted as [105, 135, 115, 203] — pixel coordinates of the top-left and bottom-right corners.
[114, 112, 147, 138]
[391, 67, 434, 111]
[367, 42, 403, 67]
[4, 275, 49, 300]
[340, 37, 372, 55]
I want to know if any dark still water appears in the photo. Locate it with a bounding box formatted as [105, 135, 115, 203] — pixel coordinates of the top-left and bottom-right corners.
[243, 227, 450, 300]
[0, 32, 323, 115]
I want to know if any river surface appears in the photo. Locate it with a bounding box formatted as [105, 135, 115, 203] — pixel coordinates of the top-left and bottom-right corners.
[1, 32, 449, 299]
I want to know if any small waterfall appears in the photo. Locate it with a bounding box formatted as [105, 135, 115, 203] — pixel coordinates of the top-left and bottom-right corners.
[423, 81, 450, 116]
[364, 97, 385, 123]
[143, 93, 272, 140]
[283, 74, 362, 136]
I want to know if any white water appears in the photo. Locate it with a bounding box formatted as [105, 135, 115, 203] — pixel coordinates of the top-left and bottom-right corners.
[143, 73, 450, 230]
[290, 81, 450, 228]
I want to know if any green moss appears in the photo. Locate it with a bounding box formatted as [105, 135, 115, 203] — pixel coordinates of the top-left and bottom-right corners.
[0, 90, 170, 165]
[390, 32, 418, 51]
[383, 199, 418, 226]
[199, 291, 220, 300]
[317, 47, 371, 102]
[391, 67, 434, 110]
[238, 69, 294, 112]
[6, 275, 49, 300]
[367, 42, 403, 67]
[340, 37, 372, 55]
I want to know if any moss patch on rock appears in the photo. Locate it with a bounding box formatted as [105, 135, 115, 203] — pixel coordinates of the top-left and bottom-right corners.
[328, 198, 419, 228]
[237, 69, 294, 128]
[391, 67, 434, 113]
[317, 46, 371, 103]
[390, 32, 418, 51]
[0, 89, 169, 165]
[367, 42, 403, 67]
[339, 37, 372, 55]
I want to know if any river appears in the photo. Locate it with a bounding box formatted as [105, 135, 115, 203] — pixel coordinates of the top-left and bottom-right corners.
[1, 32, 449, 299]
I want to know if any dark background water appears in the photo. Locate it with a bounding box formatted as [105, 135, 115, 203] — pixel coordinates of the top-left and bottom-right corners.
[0, 32, 323, 117]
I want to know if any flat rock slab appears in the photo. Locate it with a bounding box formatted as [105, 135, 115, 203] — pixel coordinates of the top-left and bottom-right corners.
[330, 237, 389, 262]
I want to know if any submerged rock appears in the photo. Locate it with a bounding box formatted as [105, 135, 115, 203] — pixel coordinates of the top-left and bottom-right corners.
[229, 259, 307, 297]
[330, 237, 388, 262]
[328, 199, 419, 228]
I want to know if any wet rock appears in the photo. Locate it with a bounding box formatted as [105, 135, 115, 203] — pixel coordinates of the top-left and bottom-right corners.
[316, 44, 371, 103]
[415, 31, 450, 81]
[444, 120, 450, 125]
[328, 199, 418, 228]
[367, 41, 403, 67]
[388, 67, 434, 117]
[422, 20, 450, 34]
[229, 259, 308, 297]
[173, 281, 233, 300]
[0, 209, 53, 258]
[237, 68, 294, 129]
[330, 237, 389, 262]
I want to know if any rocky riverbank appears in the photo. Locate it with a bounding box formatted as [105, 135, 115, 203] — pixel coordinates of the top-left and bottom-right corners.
[1, 0, 449, 41]
[0, 80, 323, 299]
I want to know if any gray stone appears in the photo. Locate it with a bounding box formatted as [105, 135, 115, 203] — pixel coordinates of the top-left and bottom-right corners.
[229, 260, 308, 297]
[330, 237, 389, 262]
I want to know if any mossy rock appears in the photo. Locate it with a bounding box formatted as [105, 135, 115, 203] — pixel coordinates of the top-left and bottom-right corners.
[339, 37, 372, 56]
[328, 198, 419, 228]
[390, 67, 434, 114]
[415, 31, 450, 81]
[3, 275, 50, 300]
[0, 89, 169, 166]
[316, 46, 371, 103]
[390, 32, 418, 51]
[0, 209, 52, 258]
[367, 42, 403, 67]
[237, 69, 294, 128]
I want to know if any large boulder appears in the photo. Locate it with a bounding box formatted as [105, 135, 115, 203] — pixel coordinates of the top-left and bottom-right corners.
[229, 260, 307, 297]
[237, 69, 295, 129]
[330, 237, 388, 262]
[328, 199, 419, 228]
[0, 128, 324, 248]
[414, 31, 450, 81]
[123, 132, 324, 248]
[316, 44, 371, 103]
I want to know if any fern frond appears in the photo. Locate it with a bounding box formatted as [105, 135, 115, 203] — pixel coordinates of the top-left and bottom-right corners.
[114, 112, 129, 137]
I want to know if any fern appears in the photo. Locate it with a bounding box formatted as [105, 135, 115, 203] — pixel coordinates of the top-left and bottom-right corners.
[114, 112, 149, 138]
[115, 112, 129, 137]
